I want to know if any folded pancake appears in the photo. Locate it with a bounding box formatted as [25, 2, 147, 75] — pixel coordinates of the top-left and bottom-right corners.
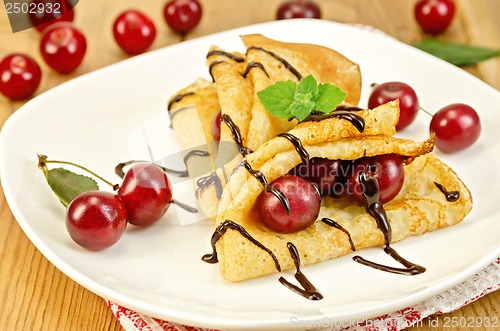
[214, 103, 472, 282]
[168, 78, 223, 217]
[194, 35, 363, 218]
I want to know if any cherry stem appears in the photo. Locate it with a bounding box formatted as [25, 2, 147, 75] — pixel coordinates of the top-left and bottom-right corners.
[38, 154, 120, 191]
[370, 82, 434, 118]
[419, 106, 433, 117]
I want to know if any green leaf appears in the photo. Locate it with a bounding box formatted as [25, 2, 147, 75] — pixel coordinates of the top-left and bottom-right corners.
[46, 168, 99, 207]
[315, 83, 347, 113]
[413, 39, 500, 67]
[290, 100, 315, 121]
[257, 80, 296, 119]
[295, 74, 318, 101]
[257, 74, 347, 122]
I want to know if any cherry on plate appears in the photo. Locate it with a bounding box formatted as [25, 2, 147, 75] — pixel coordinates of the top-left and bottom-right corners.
[163, 0, 202, 35]
[40, 22, 87, 74]
[113, 9, 156, 55]
[347, 154, 404, 205]
[256, 175, 320, 233]
[430, 103, 481, 153]
[29, 0, 75, 32]
[276, 0, 321, 19]
[118, 162, 173, 226]
[414, 0, 456, 35]
[368, 81, 420, 131]
[0, 54, 42, 100]
[66, 191, 128, 251]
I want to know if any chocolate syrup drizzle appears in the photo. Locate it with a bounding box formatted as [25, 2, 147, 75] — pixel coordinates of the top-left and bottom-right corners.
[304, 110, 365, 133]
[206, 50, 245, 63]
[277, 133, 309, 165]
[241, 160, 291, 214]
[353, 171, 426, 275]
[434, 182, 460, 202]
[335, 104, 364, 112]
[201, 220, 281, 272]
[196, 172, 223, 199]
[242, 61, 270, 79]
[320, 218, 356, 252]
[168, 105, 195, 128]
[220, 114, 253, 157]
[278, 242, 323, 300]
[167, 92, 194, 111]
[247, 46, 302, 81]
[208, 60, 226, 82]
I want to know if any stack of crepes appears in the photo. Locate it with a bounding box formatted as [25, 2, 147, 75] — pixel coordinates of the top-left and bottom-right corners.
[168, 34, 472, 282]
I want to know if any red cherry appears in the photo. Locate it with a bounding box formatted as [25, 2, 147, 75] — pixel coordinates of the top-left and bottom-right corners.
[256, 175, 320, 233]
[66, 191, 128, 251]
[163, 0, 202, 35]
[368, 82, 420, 131]
[347, 154, 404, 204]
[113, 9, 156, 55]
[211, 110, 222, 141]
[40, 22, 87, 74]
[430, 103, 481, 153]
[276, 0, 321, 20]
[0, 54, 42, 100]
[415, 0, 456, 35]
[118, 163, 173, 226]
[290, 158, 349, 197]
[29, 0, 75, 32]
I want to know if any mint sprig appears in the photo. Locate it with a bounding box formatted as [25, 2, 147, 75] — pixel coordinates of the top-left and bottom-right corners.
[257, 75, 347, 121]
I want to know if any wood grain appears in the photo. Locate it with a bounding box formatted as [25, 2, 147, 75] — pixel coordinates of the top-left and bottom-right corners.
[0, 1, 498, 330]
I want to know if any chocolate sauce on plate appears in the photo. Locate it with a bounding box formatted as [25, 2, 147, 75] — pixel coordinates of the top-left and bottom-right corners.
[247, 46, 302, 81]
[278, 242, 323, 300]
[353, 171, 426, 275]
[434, 182, 460, 202]
[201, 220, 281, 272]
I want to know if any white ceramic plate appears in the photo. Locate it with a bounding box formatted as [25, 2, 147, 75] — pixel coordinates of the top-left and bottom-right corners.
[1, 20, 499, 330]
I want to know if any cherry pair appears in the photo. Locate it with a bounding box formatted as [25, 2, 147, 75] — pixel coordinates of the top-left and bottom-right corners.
[67, 163, 172, 250]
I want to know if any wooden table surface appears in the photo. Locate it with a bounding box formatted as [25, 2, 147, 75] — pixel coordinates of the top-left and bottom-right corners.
[0, 0, 499, 330]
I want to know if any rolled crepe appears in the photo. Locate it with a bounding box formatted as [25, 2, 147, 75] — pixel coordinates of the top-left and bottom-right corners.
[213, 102, 472, 282]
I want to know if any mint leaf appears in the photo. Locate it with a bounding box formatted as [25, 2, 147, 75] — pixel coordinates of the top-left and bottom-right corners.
[290, 100, 315, 121]
[315, 83, 347, 113]
[257, 74, 347, 122]
[46, 168, 99, 207]
[257, 80, 296, 119]
[295, 74, 318, 101]
[413, 39, 500, 67]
